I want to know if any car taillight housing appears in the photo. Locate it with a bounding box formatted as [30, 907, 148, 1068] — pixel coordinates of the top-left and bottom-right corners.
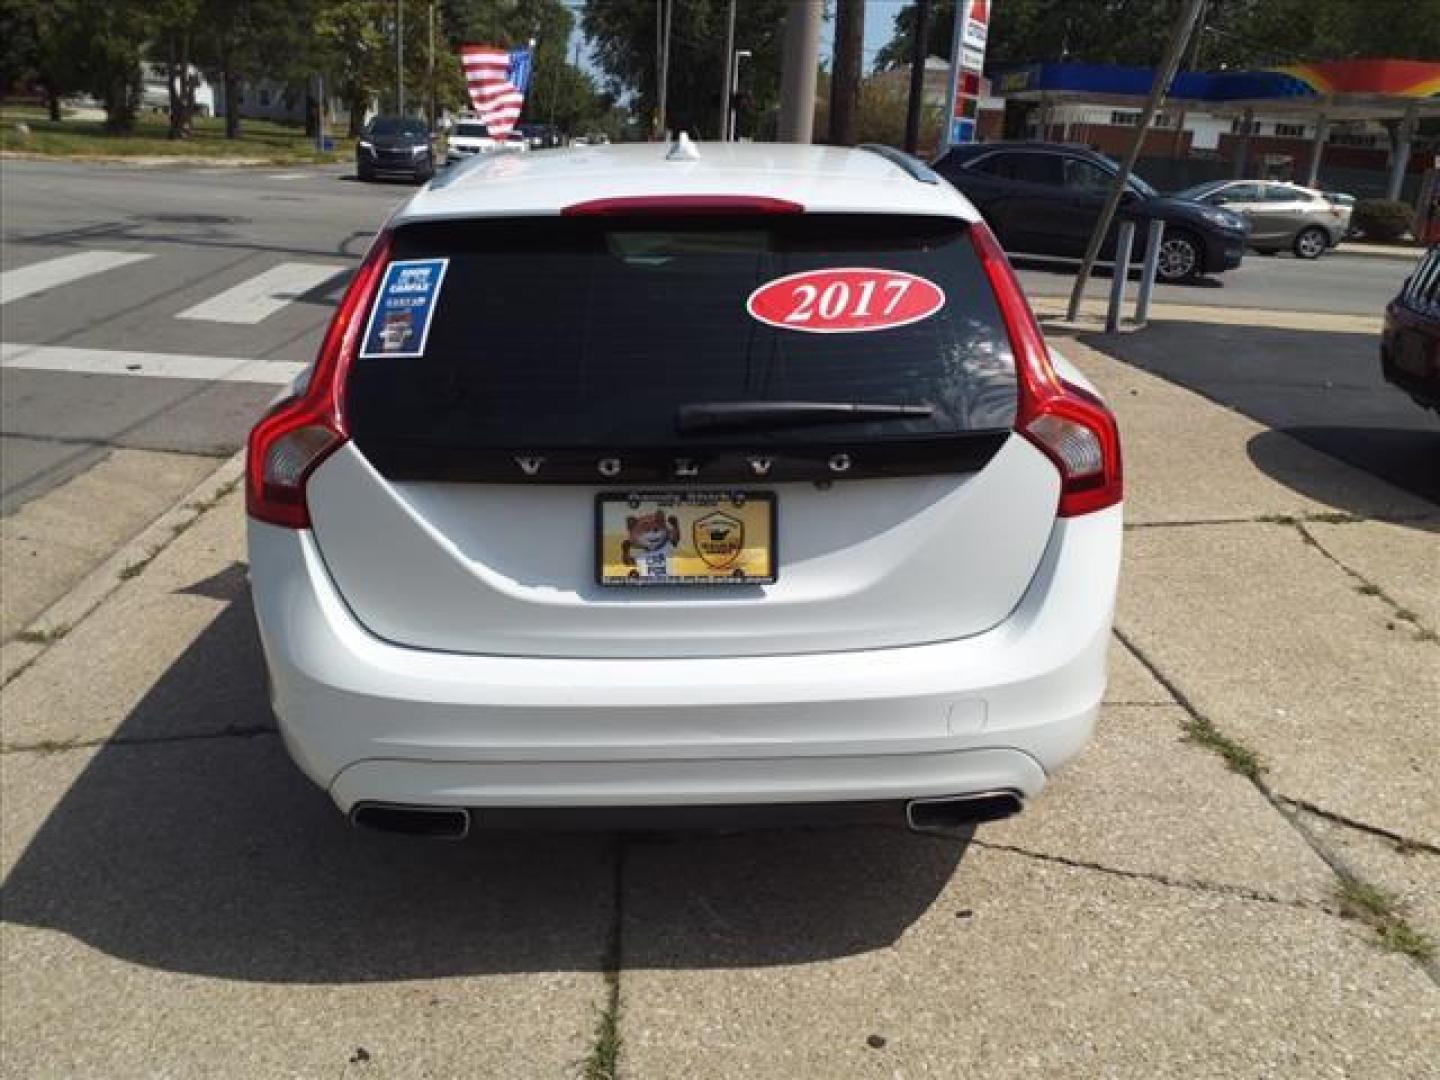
[246, 230, 394, 527]
[970, 222, 1122, 517]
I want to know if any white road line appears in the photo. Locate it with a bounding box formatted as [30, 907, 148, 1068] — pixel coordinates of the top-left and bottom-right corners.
[1, 343, 305, 386]
[176, 262, 343, 324]
[1, 250, 154, 305]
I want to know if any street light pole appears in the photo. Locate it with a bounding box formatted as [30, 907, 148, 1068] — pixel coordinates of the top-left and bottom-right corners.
[729, 50, 751, 140]
[396, 0, 405, 115]
[718, 0, 736, 140]
[657, 0, 673, 138]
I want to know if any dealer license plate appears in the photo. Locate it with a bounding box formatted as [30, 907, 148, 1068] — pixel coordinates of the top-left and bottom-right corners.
[596, 491, 776, 586]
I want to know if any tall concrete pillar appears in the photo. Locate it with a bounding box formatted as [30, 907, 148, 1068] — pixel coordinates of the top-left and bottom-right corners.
[1305, 114, 1328, 188]
[1232, 107, 1253, 178]
[777, 0, 822, 143]
[1387, 102, 1419, 202]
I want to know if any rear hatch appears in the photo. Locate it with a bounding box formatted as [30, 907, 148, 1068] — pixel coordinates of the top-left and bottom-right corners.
[305, 211, 1060, 658]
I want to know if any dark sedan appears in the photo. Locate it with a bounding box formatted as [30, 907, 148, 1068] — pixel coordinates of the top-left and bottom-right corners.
[933, 141, 1248, 282]
[1381, 246, 1440, 414]
[356, 117, 436, 183]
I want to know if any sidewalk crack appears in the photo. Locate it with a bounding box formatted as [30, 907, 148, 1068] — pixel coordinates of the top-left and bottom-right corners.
[1113, 625, 1440, 986]
[0, 723, 277, 755]
[1292, 521, 1436, 642]
[581, 835, 626, 1080]
[1278, 796, 1440, 857]
[970, 838, 1318, 912]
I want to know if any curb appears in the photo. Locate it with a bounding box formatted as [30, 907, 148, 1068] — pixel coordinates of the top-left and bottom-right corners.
[1031, 298, 1382, 335]
[0, 450, 245, 688]
[1333, 244, 1425, 262]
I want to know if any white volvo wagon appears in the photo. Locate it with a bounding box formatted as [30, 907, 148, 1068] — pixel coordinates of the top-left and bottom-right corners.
[246, 138, 1123, 838]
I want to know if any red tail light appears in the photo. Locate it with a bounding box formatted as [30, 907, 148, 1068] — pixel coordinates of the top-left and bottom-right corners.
[970, 222, 1122, 517]
[246, 230, 394, 528]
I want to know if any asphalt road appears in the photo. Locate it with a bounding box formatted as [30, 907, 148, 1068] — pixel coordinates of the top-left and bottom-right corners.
[1014, 246, 1414, 317]
[0, 157, 1427, 514]
[1, 159, 401, 511]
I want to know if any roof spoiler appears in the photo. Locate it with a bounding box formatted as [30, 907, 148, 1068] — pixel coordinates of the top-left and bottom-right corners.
[855, 144, 941, 185]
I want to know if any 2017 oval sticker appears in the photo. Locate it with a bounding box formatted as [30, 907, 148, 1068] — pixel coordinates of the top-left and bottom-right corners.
[746, 268, 945, 334]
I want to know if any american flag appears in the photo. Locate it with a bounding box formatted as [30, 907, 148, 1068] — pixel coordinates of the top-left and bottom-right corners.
[460, 44, 533, 137]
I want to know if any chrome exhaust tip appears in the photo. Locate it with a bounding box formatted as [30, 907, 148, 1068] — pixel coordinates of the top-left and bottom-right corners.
[350, 802, 471, 840]
[905, 791, 1023, 837]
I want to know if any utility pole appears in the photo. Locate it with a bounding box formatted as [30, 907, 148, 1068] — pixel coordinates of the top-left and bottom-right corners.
[903, 0, 931, 154]
[729, 50, 751, 139]
[657, 0, 673, 137]
[777, 0, 821, 143]
[427, 0, 435, 129]
[829, 0, 863, 146]
[1066, 0, 1205, 322]
[396, 0, 405, 115]
[719, 0, 736, 140]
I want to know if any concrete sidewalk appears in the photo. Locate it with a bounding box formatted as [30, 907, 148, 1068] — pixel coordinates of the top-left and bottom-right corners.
[1, 337, 1437, 1077]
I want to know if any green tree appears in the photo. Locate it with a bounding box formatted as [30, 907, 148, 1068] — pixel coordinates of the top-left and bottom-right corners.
[152, 0, 204, 138]
[0, 0, 61, 119]
[583, 0, 788, 140]
[316, 0, 389, 135]
[42, 0, 155, 131]
[199, 0, 327, 139]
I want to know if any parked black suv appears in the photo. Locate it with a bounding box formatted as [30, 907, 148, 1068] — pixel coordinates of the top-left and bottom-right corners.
[933, 142, 1248, 282]
[357, 117, 436, 183]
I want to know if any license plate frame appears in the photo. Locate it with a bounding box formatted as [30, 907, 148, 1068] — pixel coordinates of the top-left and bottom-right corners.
[596, 490, 777, 587]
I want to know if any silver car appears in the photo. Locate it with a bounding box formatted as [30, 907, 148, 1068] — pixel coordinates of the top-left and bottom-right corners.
[1176, 180, 1347, 259]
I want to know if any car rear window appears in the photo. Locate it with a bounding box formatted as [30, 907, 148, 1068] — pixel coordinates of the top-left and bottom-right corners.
[345, 214, 1017, 457]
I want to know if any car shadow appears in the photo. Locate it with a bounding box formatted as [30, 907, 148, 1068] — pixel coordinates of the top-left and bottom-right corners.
[1078, 319, 1440, 511]
[1, 579, 965, 982]
[1247, 427, 1440, 528]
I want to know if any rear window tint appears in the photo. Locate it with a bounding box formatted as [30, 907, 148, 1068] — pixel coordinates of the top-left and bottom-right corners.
[346, 214, 1017, 454]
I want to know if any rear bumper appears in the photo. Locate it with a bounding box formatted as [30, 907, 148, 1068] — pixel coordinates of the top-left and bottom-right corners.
[248, 506, 1121, 814]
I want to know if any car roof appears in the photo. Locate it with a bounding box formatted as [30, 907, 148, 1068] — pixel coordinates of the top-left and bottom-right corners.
[396, 141, 980, 224]
[1214, 178, 1324, 195]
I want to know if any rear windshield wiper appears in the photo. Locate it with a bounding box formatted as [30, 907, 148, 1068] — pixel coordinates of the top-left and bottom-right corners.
[676, 400, 934, 435]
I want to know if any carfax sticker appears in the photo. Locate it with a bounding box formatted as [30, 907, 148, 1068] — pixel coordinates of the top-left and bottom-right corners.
[360, 257, 449, 358]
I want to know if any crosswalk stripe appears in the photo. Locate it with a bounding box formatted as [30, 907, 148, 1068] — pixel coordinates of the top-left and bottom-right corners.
[1, 343, 305, 386]
[176, 262, 344, 324]
[1, 251, 154, 305]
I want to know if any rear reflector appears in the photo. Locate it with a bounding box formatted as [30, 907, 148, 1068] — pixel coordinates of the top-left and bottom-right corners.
[561, 195, 804, 216]
[1025, 413, 1104, 478]
[246, 229, 394, 528]
[969, 222, 1122, 517]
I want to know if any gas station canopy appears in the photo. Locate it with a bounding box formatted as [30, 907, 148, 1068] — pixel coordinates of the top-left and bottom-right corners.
[992, 58, 1440, 119]
[993, 58, 1439, 197]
